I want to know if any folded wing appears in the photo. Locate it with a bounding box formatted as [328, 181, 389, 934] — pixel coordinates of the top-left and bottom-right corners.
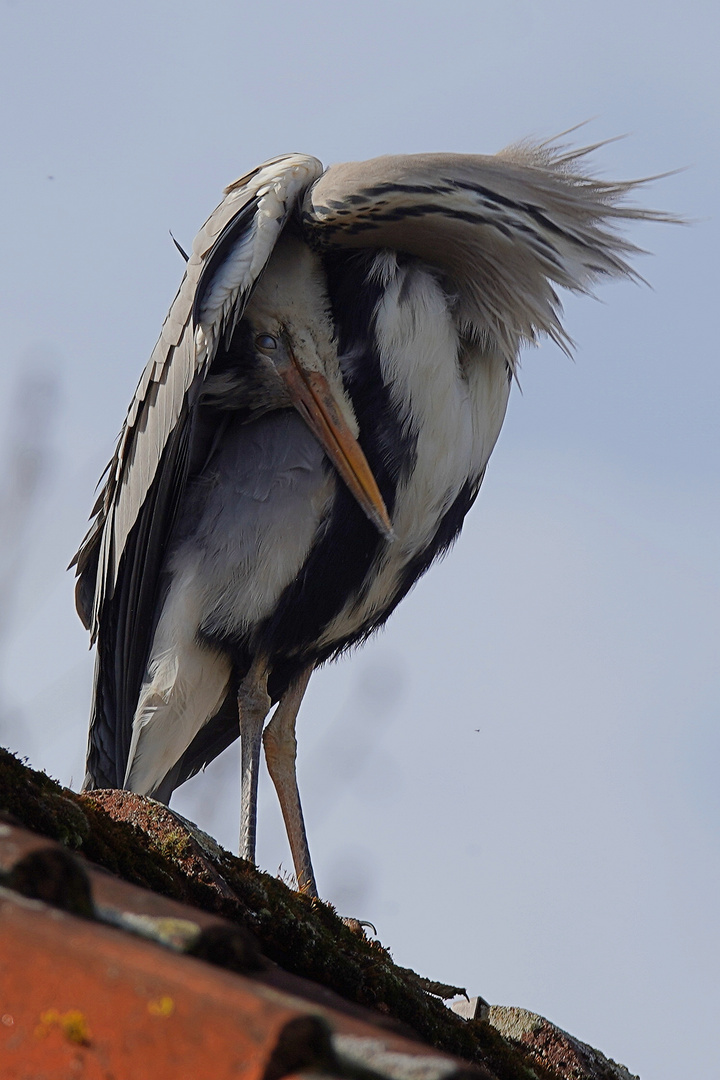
[75, 153, 323, 787]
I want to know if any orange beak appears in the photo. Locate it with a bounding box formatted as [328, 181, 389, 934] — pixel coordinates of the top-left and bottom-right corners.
[277, 347, 394, 541]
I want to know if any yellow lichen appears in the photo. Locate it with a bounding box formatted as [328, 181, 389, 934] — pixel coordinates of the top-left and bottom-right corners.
[35, 1008, 91, 1045]
[147, 995, 175, 1018]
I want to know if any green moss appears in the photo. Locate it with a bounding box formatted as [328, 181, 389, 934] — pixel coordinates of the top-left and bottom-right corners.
[154, 826, 194, 862]
[468, 1021, 561, 1080]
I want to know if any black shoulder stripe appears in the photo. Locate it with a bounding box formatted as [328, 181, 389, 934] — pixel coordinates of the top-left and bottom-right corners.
[317, 473, 484, 665]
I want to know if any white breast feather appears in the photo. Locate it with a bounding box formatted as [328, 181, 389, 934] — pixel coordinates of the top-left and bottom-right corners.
[320, 257, 510, 646]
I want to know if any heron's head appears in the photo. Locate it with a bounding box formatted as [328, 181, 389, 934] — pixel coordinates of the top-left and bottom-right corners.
[243, 236, 354, 427]
[243, 235, 393, 541]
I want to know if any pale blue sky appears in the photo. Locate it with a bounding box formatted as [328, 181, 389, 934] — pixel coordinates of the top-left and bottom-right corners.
[0, 3, 717, 1078]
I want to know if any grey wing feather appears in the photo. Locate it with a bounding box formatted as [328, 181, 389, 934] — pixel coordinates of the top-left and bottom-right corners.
[74, 153, 323, 638]
[302, 140, 674, 365]
[74, 153, 323, 788]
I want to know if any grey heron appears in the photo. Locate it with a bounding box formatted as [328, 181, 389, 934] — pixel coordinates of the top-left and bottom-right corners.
[74, 140, 668, 896]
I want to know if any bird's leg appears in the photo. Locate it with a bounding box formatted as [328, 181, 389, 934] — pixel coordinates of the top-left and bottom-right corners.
[238, 656, 271, 865]
[262, 664, 317, 896]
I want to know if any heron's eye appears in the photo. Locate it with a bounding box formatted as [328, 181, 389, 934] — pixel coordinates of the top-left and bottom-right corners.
[255, 333, 278, 351]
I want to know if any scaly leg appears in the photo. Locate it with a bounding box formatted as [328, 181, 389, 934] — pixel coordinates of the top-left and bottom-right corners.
[238, 656, 271, 864]
[262, 664, 317, 896]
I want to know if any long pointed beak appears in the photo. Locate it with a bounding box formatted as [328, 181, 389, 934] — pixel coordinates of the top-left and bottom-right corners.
[277, 349, 394, 541]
